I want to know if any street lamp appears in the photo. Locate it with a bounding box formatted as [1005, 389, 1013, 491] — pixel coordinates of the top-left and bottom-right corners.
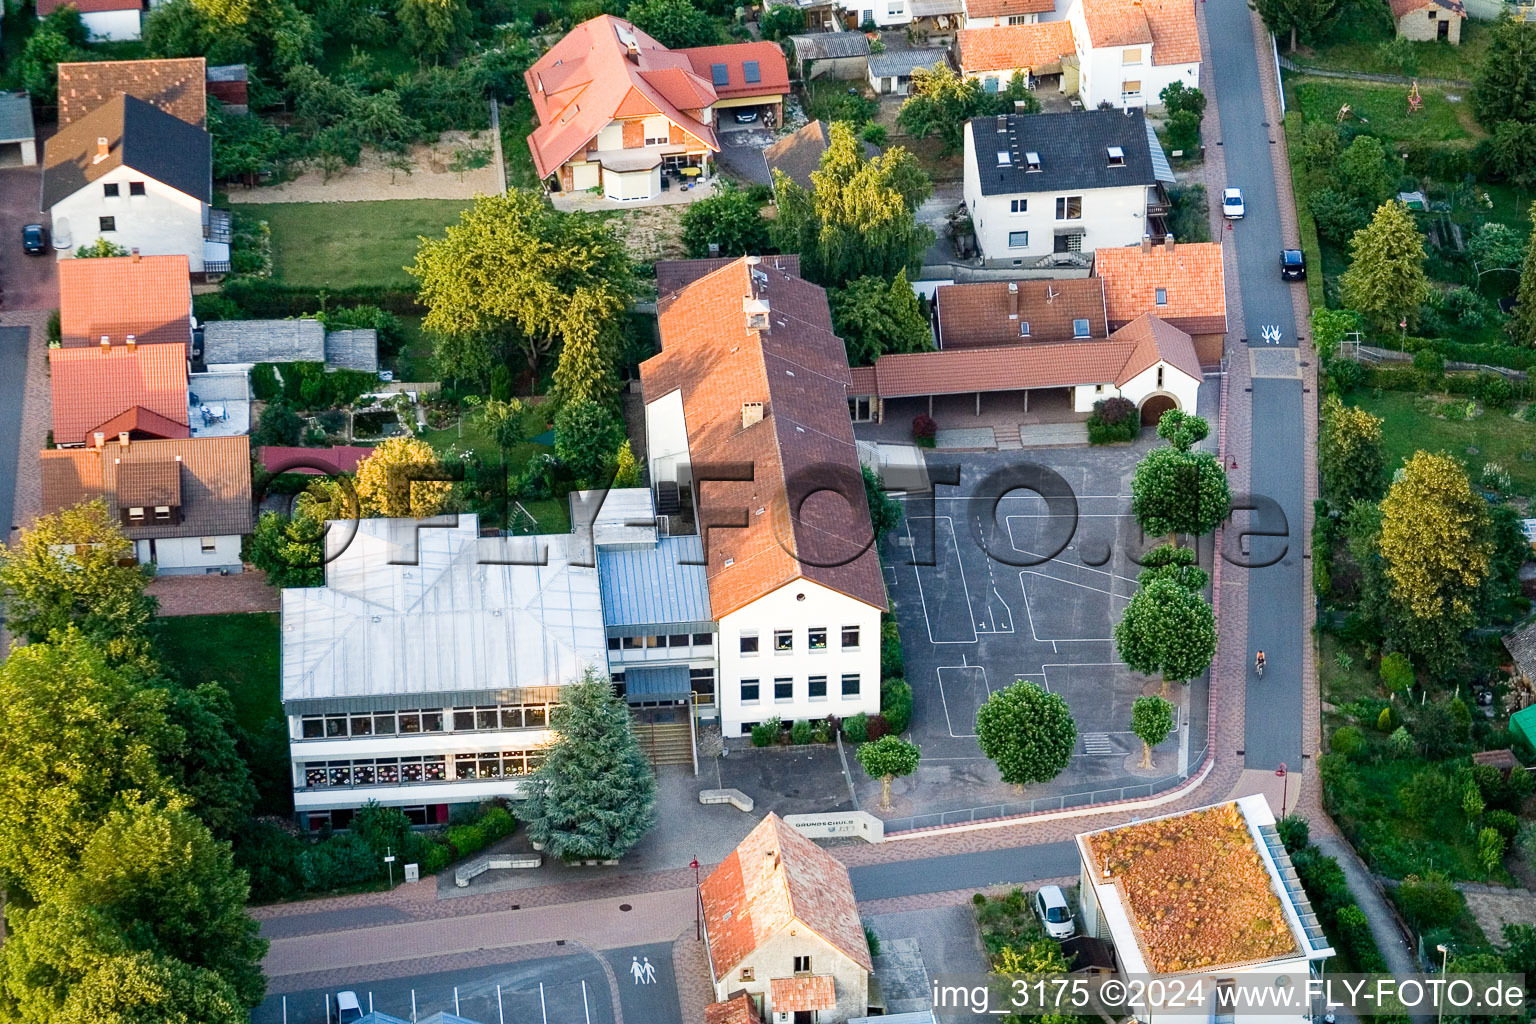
[1276, 763, 1289, 817]
[1437, 943, 1451, 1024]
[691, 857, 701, 941]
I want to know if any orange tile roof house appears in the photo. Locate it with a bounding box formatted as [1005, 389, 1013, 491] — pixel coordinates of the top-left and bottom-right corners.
[57, 58, 208, 128]
[935, 276, 1107, 347]
[1094, 237, 1226, 365]
[1389, 0, 1463, 43]
[524, 16, 787, 201]
[1065, 0, 1200, 108]
[641, 256, 886, 738]
[49, 341, 190, 448]
[704, 993, 758, 1024]
[57, 252, 193, 349]
[957, 21, 1075, 81]
[962, 0, 1056, 27]
[701, 814, 872, 1021]
[40, 435, 254, 574]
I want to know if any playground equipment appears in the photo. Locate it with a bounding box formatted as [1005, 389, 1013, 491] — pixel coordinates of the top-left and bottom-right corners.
[1407, 80, 1423, 115]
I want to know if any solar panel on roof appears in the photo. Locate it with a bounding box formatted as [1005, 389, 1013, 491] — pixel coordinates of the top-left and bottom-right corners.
[744, 60, 761, 83]
[711, 63, 729, 86]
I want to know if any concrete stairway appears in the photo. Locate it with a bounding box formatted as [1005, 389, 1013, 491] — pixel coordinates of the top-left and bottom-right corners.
[631, 716, 695, 767]
[994, 425, 1023, 449]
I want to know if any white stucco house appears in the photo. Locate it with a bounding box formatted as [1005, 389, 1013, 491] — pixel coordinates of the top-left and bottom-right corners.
[642, 256, 888, 738]
[1066, 0, 1200, 109]
[41, 93, 221, 273]
[962, 109, 1174, 267]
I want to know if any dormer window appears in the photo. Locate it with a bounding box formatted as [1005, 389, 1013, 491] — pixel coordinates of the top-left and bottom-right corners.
[154, 505, 172, 522]
[1025, 151, 1041, 171]
[1107, 146, 1125, 166]
[1073, 318, 1091, 338]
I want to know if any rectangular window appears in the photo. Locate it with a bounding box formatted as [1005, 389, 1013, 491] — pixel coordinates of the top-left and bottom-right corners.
[741, 679, 760, 703]
[325, 716, 347, 737]
[794, 955, 812, 974]
[774, 678, 794, 702]
[476, 707, 498, 730]
[154, 505, 172, 522]
[127, 507, 145, 522]
[711, 63, 729, 86]
[1155, 287, 1168, 306]
[1055, 196, 1082, 219]
[349, 714, 373, 736]
[399, 711, 422, 734]
[302, 716, 324, 738]
[353, 760, 375, 785]
[691, 667, 716, 700]
[1122, 80, 1142, 100]
[103, 183, 120, 197]
[809, 627, 827, 650]
[453, 708, 475, 731]
[401, 758, 423, 783]
[304, 764, 327, 787]
[668, 634, 690, 647]
[1019, 320, 1031, 338]
[373, 712, 396, 735]
[525, 706, 547, 729]
[1055, 232, 1084, 254]
[455, 755, 477, 780]
[376, 759, 399, 784]
[607, 637, 621, 651]
[200, 537, 217, 553]
[422, 711, 443, 732]
[842, 674, 861, 696]
[645, 135, 667, 146]
[1123, 47, 1142, 64]
[622, 636, 642, 650]
[1008, 230, 1029, 248]
[842, 625, 860, 649]
[1073, 318, 1091, 338]
[774, 630, 793, 653]
[744, 60, 761, 83]
[328, 762, 351, 787]
[740, 968, 755, 982]
[693, 632, 713, 646]
[1007, 13, 1033, 23]
[809, 676, 827, 700]
[423, 756, 446, 781]
[1010, 198, 1027, 213]
[129, 181, 146, 196]
[99, 216, 115, 232]
[740, 632, 759, 655]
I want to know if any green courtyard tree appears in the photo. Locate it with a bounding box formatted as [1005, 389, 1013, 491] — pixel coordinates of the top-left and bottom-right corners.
[409, 189, 634, 385]
[626, 0, 718, 47]
[1115, 577, 1218, 696]
[1135, 542, 1208, 592]
[354, 436, 454, 518]
[1340, 201, 1430, 331]
[1130, 412, 1231, 545]
[1130, 695, 1175, 770]
[679, 183, 771, 258]
[771, 122, 934, 285]
[856, 735, 921, 809]
[897, 64, 992, 155]
[481, 397, 529, 454]
[830, 271, 935, 365]
[75, 238, 133, 258]
[1473, 13, 1536, 129]
[554, 399, 626, 483]
[863, 464, 902, 544]
[20, 8, 87, 105]
[974, 682, 1076, 791]
[551, 290, 618, 407]
[524, 671, 657, 860]
[1335, 135, 1396, 208]
[1319, 395, 1385, 507]
[397, 0, 470, 59]
[1509, 205, 1536, 347]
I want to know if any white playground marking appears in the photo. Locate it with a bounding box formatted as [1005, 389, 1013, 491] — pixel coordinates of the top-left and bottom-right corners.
[937, 664, 991, 738]
[905, 515, 978, 645]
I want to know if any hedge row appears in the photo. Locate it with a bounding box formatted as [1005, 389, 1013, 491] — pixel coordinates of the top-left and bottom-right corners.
[211, 278, 425, 319]
[1283, 112, 1327, 313]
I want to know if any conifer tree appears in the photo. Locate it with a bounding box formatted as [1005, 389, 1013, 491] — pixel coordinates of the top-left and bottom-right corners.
[1341, 201, 1430, 331]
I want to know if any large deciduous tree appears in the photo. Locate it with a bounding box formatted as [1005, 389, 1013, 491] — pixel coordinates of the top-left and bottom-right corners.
[1114, 578, 1218, 695]
[1340, 201, 1430, 331]
[524, 671, 657, 860]
[856, 735, 921, 809]
[1130, 695, 1175, 770]
[974, 682, 1076, 791]
[1130, 411, 1231, 545]
[897, 65, 991, 154]
[158, 684, 259, 841]
[1319, 395, 1385, 508]
[1378, 451, 1491, 628]
[409, 190, 634, 385]
[353, 436, 454, 518]
[1135, 542, 1209, 593]
[679, 183, 771, 259]
[396, 0, 470, 60]
[771, 122, 934, 285]
[554, 399, 626, 484]
[625, 0, 718, 47]
[830, 270, 935, 365]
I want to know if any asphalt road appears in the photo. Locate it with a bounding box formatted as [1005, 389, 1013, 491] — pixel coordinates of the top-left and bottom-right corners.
[602, 942, 683, 1024]
[849, 840, 1079, 901]
[0, 326, 27, 543]
[1204, 0, 1306, 773]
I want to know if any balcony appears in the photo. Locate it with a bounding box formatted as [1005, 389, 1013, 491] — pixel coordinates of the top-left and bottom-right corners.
[204, 207, 232, 244]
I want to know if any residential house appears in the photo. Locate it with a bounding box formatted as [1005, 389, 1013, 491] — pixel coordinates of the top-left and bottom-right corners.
[1077, 796, 1334, 1023]
[524, 16, 787, 201]
[56, 252, 193, 349]
[42, 94, 226, 273]
[641, 256, 887, 738]
[656, 254, 801, 296]
[956, 21, 1076, 94]
[56, 58, 208, 128]
[934, 276, 1107, 348]
[962, 110, 1173, 267]
[701, 814, 873, 1021]
[49, 340, 190, 448]
[762, 123, 878, 191]
[280, 515, 608, 830]
[787, 31, 871, 80]
[847, 311, 1202, 428]
[202, 318, 379, 372]
[840, 0, 915, 28]
[1093, 237, 1227, 365]
[39, 435, 253, 574]
[37, 0, 155, 41]
[1065, 0, 1199, 109]
[1389, 0, 1464, 41]
[0, 92, 37, 166]
[766, 0, 841, 33]
[960, 0, 1059, 27]
[867, 47, 948, 94]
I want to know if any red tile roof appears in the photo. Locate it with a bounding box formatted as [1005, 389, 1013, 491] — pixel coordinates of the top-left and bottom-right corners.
[49, 342, 189, 447]
[1389, 0, 1463, 16]
[869, 313, 1199, 397]
[700, 814, 871, 981]
[705, 995, 759, 1024]
[935, 277, 1107, 347]
[58, 254, 192, 349]
[642, 257, 886, 618]
[656, 254, 799, 298]
[965, 0, 1056, 17]
[680, 42, 790, 99]
[524, 15, 721, 181]
[56, 58, 207, 128]
[90, 404, 191, 442]
[1079, 0, 1201, 65]
[958, 22, 1075, 75]
[1094, 241, 1227, 335]
[770, 976, 836, 1013]
[260, 445, 375, 476]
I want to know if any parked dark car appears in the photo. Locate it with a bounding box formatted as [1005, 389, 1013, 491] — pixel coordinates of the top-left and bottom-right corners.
[22, 224, 47, 255]
[733, 108, 759, 124]
[1281, 248, 1306, 281]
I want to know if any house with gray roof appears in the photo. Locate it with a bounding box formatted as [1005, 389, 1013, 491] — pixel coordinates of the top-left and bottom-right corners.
[0, 92, 36, 166]
[203, 318, 378, 373]
[788, 31, 870, 79]
[867, 47, 948, 95]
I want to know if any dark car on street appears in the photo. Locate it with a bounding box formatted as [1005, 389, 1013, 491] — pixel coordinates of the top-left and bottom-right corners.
[1281, 248, 1305, 281]
[22, 224, 47, 255]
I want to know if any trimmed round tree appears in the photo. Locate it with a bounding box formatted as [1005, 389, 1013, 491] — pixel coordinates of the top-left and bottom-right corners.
[857, 735, 921, 810]
[1135, 542, 1209, 593]
[1131, 445, 1231, 546]
[1114, 577, 1217, 696]
[974, 682, 1077, 792]
[1130, 695, 1175, 770]
[524, 671, 657, 861]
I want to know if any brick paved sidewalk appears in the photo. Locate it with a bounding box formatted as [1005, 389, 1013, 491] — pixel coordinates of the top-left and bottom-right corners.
[147, 570, 281, 615]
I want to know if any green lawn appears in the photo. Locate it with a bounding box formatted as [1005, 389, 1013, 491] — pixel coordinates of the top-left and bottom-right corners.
[422, 401, 572, 533]
[154, 613, 282, 736]
[244, 199, 471, 290]
[1293, 79, 1472, 144]
[1351, 390, 1536, 491]
[1289, 17, 1490, 82]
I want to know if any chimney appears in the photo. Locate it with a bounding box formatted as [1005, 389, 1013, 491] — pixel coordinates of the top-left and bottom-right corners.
[995, 114, 1007, 134]
[742, 401, 765, 428]
[93, 432, 105, 449]
[131, 248, 141, 263]
[744, 296, 771, 332]
[100, 335, 111, 353]
[118, 432, 130, 449]
[125, 334, 136, 351]
[1140, 235, 1152, 254]
[1164, 234, 1176, 255]
[1007, 281, 1019, 319]
[627, 40, 639, 61]
[93, 137, 109, 163]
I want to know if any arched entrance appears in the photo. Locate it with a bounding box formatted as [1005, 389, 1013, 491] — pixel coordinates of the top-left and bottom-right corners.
[1139, 393, 1179, 425]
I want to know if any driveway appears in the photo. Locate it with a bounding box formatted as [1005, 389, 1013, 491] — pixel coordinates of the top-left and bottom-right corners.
[714, 128, 775, 185]
[0, 167, 54, 311]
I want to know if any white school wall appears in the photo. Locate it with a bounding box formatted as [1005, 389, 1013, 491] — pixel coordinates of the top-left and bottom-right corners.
[52, 164, 205, 270]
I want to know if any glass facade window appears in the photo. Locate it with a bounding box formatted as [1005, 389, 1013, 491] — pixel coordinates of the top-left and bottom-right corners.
[774, 678, 793, 701]
[302, 717, 324, 738]
[842, 626, 860, 649]
[809, 676, 828, 699]
[693, 633, 712, 646]
[842, 674, 861, 696]
[350, 714, 373, 736]
[668, 634, 690, 647]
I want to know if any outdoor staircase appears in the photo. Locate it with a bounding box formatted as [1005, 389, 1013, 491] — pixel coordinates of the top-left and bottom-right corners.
[994, 425, 1023, 450]
[631, 715, 695, 768]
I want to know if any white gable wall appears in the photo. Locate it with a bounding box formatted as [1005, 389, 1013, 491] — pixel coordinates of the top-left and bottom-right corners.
[1067, 0, 1199, 108]
[75, 8, 142, 40]
[713, 928, 870, 1022]
[51, 164, 206, 270]
[1119, 358, 1199, 413]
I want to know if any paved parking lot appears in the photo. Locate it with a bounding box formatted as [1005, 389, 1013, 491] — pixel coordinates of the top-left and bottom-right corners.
[875, 443, 1212, 817]
[0, 166, 55, 311]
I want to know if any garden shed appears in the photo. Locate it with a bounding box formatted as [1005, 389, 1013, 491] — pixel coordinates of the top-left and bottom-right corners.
[789, 32, 871, 80]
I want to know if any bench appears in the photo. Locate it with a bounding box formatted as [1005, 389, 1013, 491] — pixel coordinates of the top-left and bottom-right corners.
[454, 852, 542, 887]
[699, 788, 754, 812]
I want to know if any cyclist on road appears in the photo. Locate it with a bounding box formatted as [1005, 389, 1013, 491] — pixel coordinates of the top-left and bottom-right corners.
[1255, 650, 1267, 677]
